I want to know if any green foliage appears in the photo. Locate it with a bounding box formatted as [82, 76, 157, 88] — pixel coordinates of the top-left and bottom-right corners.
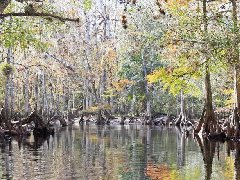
[0, 0, 237, 117]
[147, 67, 201, 97]
[0, 17, 50, 50]
[83, 0, 92, 11]
[0, 63, 14, 76]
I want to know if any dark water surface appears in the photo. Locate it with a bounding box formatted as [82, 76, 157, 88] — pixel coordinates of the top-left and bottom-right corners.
[0, 124, 238, 180]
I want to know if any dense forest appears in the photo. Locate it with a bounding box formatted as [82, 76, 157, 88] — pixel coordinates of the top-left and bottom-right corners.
[0, 0, 239, 141]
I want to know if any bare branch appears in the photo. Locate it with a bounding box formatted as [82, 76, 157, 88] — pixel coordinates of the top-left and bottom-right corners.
[45, 52, 75, 71]
[172, 39, 206, 44]
[0, 12, 80, 22]
[13, 62, 48, 69]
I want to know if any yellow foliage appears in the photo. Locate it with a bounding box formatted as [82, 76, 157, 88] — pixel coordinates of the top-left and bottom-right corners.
[225, 99, 234, 108]
[105, 48, 117, 61]
[112, 79, 133, 91]
[222, 88, 234, 95]
[88, 106, 99, 112]
[147, 68, 166, 84]
[168, 44, 178, 54]
[147, 66, 201, 96]
[167, 0, 191, 7]
[88, 135, 99, 142]
[166, 0, 192, 13]
[222, 157, 234, 179]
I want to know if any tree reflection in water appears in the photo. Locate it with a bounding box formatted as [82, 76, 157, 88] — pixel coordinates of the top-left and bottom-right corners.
[195, 135, 216, 180]
[176, 126, 185, 167]
[234, 142, 240, 180]
[0, 125, 240, 179]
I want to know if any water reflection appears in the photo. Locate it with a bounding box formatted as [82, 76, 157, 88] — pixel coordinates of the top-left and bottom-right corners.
[0, 125, 239, 179]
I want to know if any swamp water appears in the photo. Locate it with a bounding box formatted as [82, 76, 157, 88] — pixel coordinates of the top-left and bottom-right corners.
[0, 124, 238, 180]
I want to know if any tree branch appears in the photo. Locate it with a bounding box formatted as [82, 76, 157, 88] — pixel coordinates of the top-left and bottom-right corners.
[0, 12, 79, 22]
[172, 38, 206, 44]
[45, 52, 75, 71]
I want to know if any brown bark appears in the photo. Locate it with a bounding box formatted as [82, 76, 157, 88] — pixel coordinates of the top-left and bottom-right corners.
[195, 135, 216, 180]
[231, 0, 240, 139]
[194, 105, 206, 134]
[96, 109, 105, 125]
[0, 1, 79, 22]
[234, 142, 240, 180]
[196, 0, 216, 134]
[0, 12, 79, 22]
[227, 122, 233, 138]
[203, 68, 216, 134]
[14, 110, 45, 127]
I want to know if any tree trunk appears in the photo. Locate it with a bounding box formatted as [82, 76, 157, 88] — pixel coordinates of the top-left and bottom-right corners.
[234, 143, 240, 180]
[141, 48, 151, 117]
[195, 135, 216, 180]
[49, 84, 54, 116]
[24, 68, 30, 116]
[175, 90, 186, 126]
[195, 0, 216, 134]
[10, 67, 14, 118]
[4, 48, 12, 124]
[204, 67, 216, 134]
[194, 105, 206, 133]
[130, 89, 136, 114]
[83, 12, 93, 110]
[231, 0, 240, 138]
[42, 71, 48, 119]
[34, 73, 37, 111]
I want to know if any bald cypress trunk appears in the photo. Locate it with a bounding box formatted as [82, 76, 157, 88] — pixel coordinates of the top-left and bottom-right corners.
[204, 67, 216, 134]
[195, 0, 216, 134]
[24, 68, 30, 116]
[4, 48, 12, 124]
[141, 48, 151, 117]
[231, 0, 240, 138]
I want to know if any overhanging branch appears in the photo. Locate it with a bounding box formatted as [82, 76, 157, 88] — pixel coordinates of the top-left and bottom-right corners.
[0, 12, 79, 22]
